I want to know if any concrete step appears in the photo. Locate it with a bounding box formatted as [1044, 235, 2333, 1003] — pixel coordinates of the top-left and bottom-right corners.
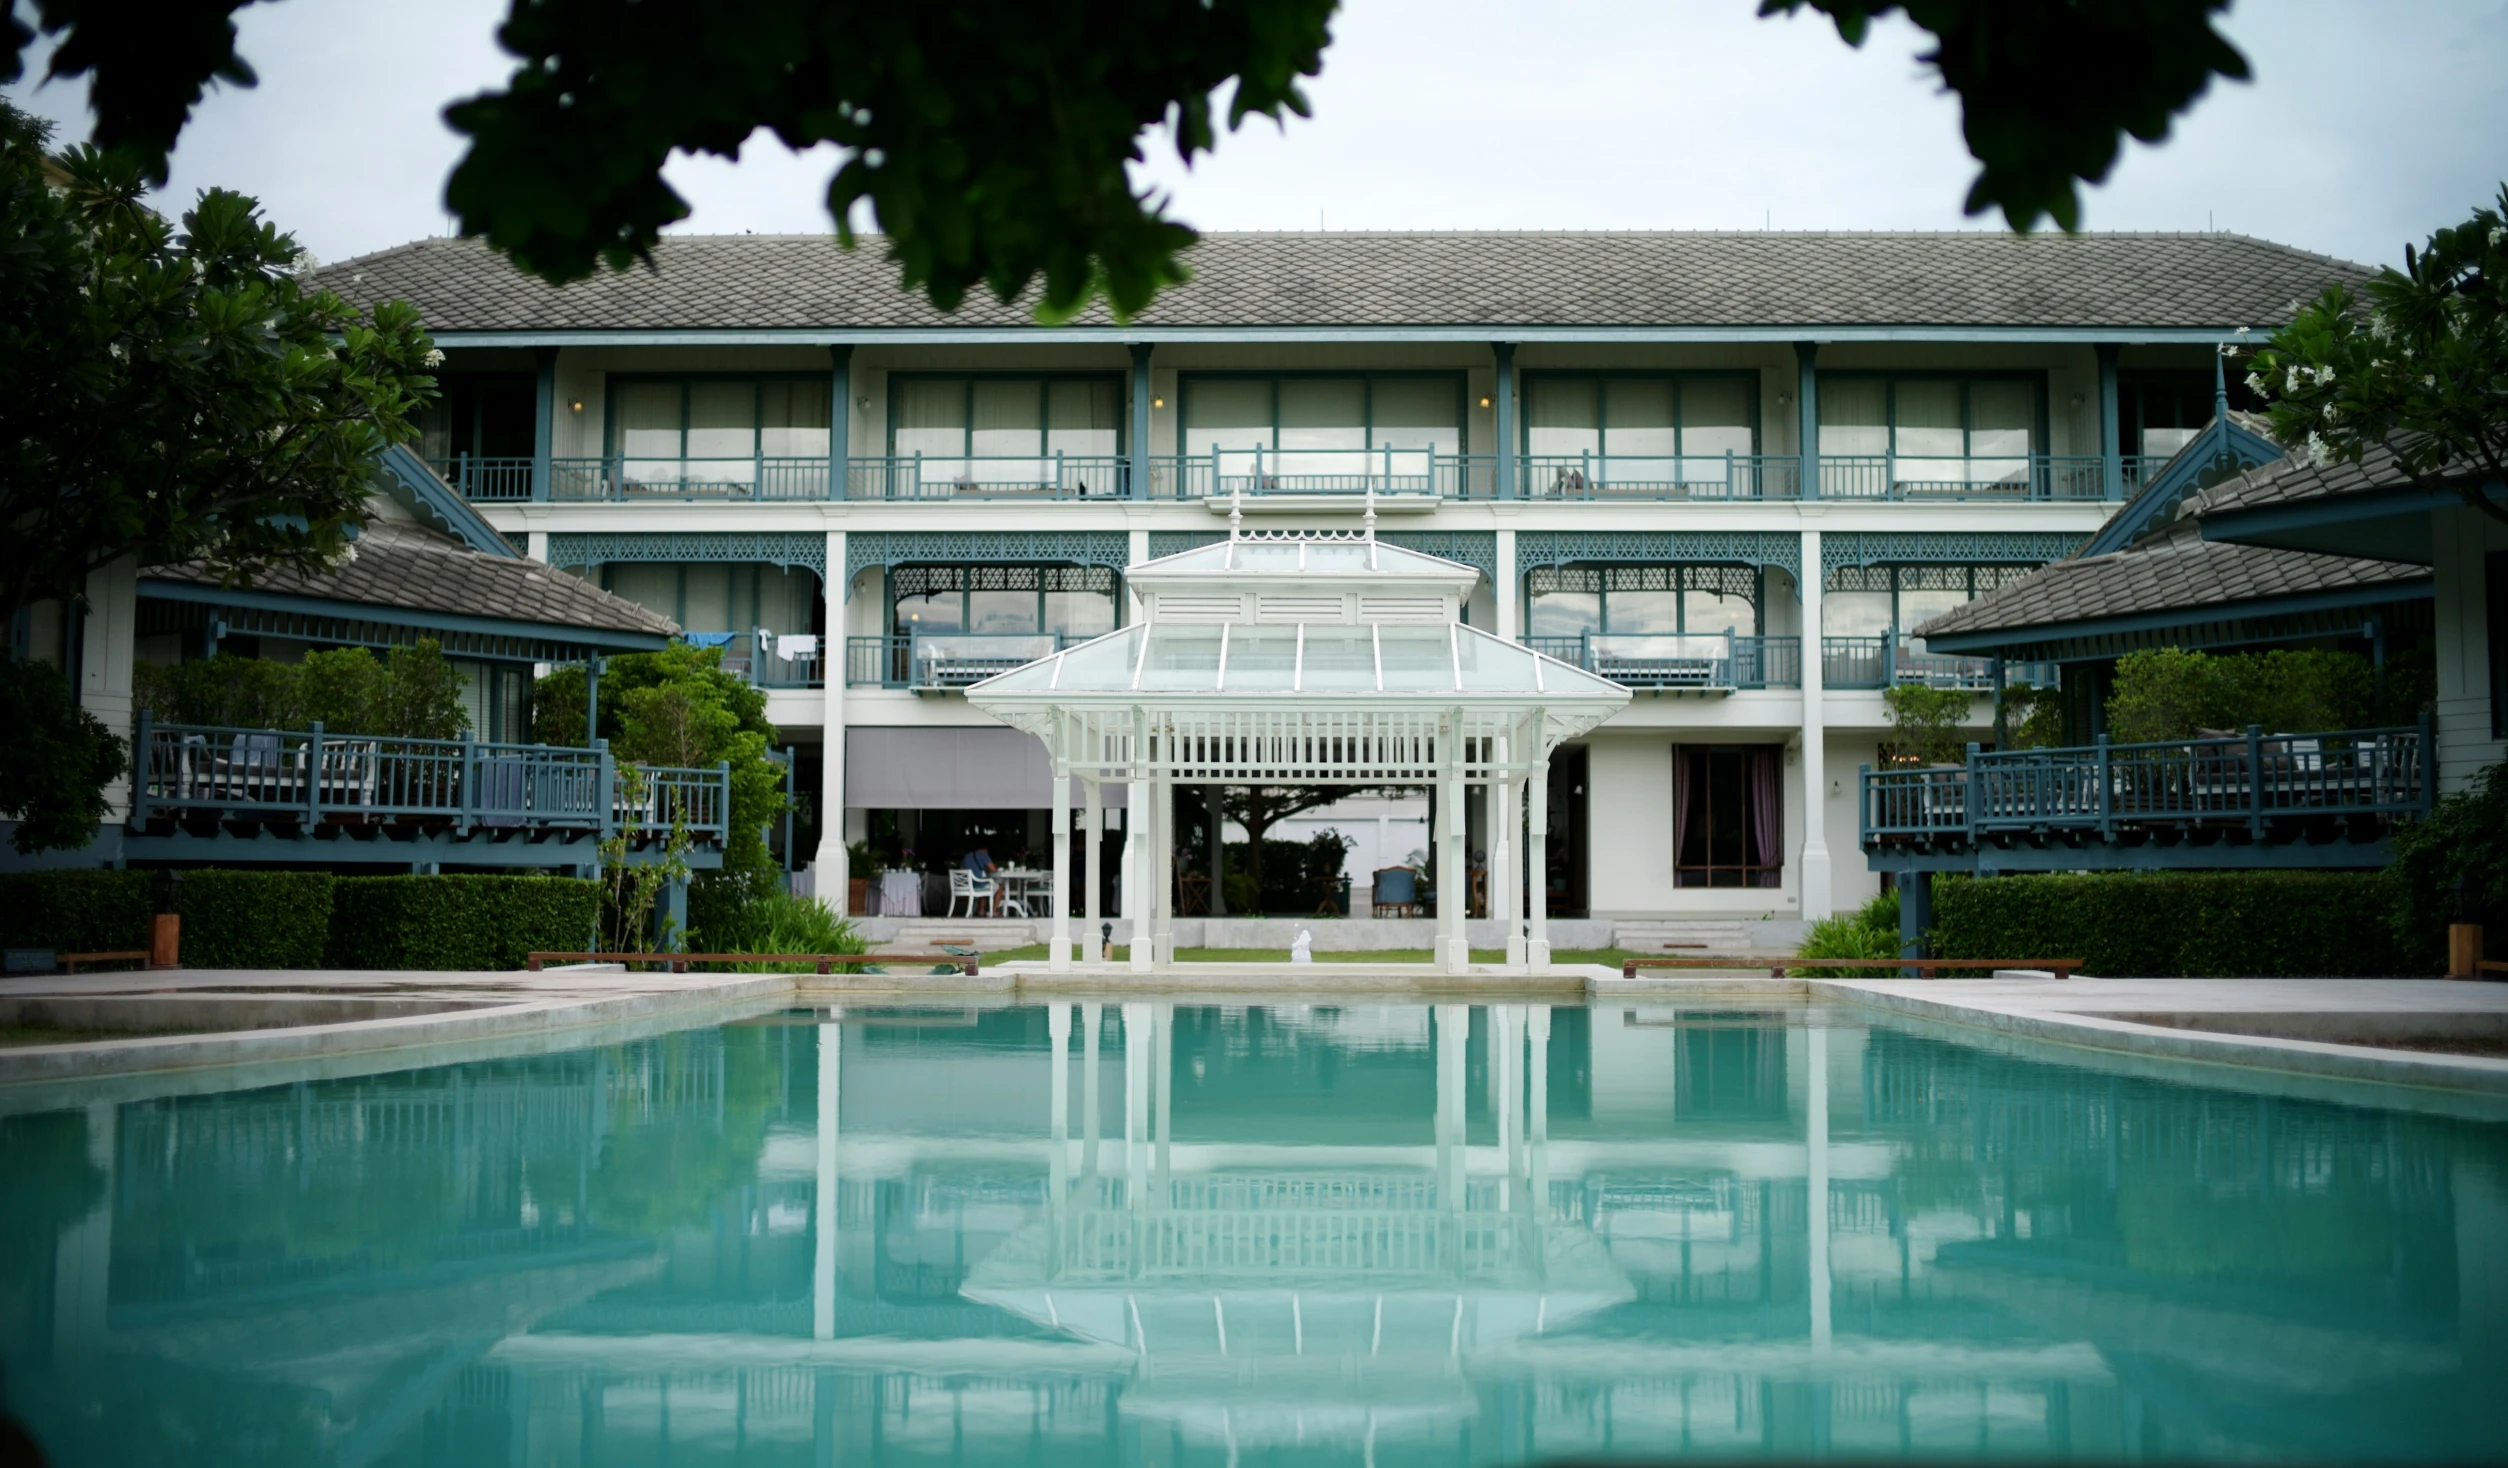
[873, 918, 1040, 952]
[1613, 919, 1766, 955]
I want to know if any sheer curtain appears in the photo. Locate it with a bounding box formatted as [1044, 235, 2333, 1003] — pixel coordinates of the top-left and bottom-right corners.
[1672, 747, 1693, 886]
[1817, 379, 1887, 496]
[1748, 746, 1781, 887]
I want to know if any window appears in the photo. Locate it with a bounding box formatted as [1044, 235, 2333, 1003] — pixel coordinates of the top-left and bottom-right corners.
[2117, 370, 2257, 464]
[889, 565, 1119, 640]
[1674, 746, 1781, 888]
[1523, 374, 1755, 488]
[1822, 564, 2034, 647]
[1526, 565, 1760, 641]
[597, 563, 824, 637]
[1818, 375, 2041, 495]
[1179, 374, 1463, 482]
[608, 377, 831, 492]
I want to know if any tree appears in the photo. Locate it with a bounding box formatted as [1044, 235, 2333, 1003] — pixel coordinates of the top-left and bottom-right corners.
[1881, 683, 1976, 766]
[9, 1, 2249, 320]
[0, 652, 122, 853]
[2245, 184, 2508, 529]
[0, 101, 437, 617]
[1221, 784, 1394, 904]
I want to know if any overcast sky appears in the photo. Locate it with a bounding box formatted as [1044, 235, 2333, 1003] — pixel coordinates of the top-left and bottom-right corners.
[8, 0, 2504, 273]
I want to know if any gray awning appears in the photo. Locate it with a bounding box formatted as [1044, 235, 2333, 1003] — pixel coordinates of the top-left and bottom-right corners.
[845, 726, 1122, 810]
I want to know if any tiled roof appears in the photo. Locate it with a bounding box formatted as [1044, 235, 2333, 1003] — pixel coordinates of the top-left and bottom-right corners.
[1918, 514, 2421, 641]
[149, 521, 678, 638]
[314, 231, 2368, 334]
[2191, 437, 2428, 514]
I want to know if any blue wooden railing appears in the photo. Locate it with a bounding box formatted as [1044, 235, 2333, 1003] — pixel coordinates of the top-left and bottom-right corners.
[1525, 632, 1802, 690]
[843, 632, 1080, 689]
[129, 715, 730, 845]
[1860, 720, 2434, 848]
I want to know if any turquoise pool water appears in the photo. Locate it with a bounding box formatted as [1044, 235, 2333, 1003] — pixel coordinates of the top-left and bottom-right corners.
[2, 1001, 2503, 1465]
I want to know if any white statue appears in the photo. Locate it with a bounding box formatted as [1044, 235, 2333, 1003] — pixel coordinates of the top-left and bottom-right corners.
[1290, 926, 1314, 964]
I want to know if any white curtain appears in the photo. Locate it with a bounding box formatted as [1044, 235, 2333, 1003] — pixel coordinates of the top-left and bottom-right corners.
[759, 380, 831, 458]
[1525, 377, 1599, 459]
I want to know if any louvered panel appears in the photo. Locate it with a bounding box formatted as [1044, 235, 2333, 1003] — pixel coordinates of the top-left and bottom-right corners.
[1156, 594, 1248, 623]
[1357, 595, 1448, 623]
[1255, 594, 1347, 624]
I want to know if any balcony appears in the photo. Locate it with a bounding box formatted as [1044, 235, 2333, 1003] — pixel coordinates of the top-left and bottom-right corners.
[431, 451, 2144, 505]
[1821, 635, 2056, 691]
[1525, 632, 1801, 691]
[127, 716, 730, 863]
[683, 631, 823, 688]
[1859, 721, 2433, 872]
[845, 631, 1084, 690]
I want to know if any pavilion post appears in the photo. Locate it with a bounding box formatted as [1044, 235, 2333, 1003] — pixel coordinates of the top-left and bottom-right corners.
[1049, 714, 1073, 971]
[1499, 721, 1524, 967]
[1129, 710, 1154, 973]
[1153, 760, 1177, 965]
[1528, 710, 1551, 969]
[1440, 709, 1468, 974]
[1084, 773, 1104, 964]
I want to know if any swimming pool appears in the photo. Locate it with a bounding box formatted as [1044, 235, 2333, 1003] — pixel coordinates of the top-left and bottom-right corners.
[3, 999, 2501, 1465]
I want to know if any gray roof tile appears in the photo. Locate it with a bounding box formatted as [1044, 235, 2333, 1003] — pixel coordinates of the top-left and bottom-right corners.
[316, 231, 2368, 333]
[150, 521, 678, 638]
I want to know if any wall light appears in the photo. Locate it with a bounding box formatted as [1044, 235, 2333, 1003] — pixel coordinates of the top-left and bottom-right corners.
[1478, 395, 1493, 409]
[568, 399, 584, 412]
[1152, 396, 1166, 408]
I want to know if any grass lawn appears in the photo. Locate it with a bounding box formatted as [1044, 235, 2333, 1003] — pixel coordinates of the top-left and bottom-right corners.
[974, 944, 1657, 968]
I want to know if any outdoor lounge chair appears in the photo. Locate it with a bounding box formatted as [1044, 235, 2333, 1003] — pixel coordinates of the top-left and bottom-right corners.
[1372, 866, 1422, 918]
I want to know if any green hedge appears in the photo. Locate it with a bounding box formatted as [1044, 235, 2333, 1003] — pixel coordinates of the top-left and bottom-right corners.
[0, 869, 598, 969]
[0, 870, 150, 952]
[177, 871, 336, 968]
[327, 875, 596, 970]
[1932, 871, 2429, 977]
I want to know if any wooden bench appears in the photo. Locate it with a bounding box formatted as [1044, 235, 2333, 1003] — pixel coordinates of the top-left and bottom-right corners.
[1621, 956, 2082, 980]
[527, 951, 980, 976]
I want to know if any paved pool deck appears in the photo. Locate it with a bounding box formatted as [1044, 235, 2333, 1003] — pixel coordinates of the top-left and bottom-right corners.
[6, 963, 2507, 1115]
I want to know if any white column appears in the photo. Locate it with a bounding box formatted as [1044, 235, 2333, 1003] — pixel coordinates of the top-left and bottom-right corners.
[1128, 711, 1154, 972]
[1494, 1005, 1520, 1210]
[1123, 1002, 1151, 1203]
[1049, 714, 1073, 970]
[1499, 723, 1524, 967]
[1527, 723, 1551, 970]
[1049, 1004, 1071, 1197]
[1440, 711, 1468, 974]
[526, 529, 551, 563]
[1153, 1003, 1174, 1192]
[1084, 776, 1105, 963]
[1798, 526, 1833, 919]
[1434, 1004, 1467, 1211]
[1808, 1022, 1831, 1351]
[1494, 527, 1519, 643]
[1153, 761, 1177, 966]
[1527, 1006, 1550, 1214]
[817, 530, 851, 910]
[78, 557, 138, 821]
[813, 1019, 841, 1339]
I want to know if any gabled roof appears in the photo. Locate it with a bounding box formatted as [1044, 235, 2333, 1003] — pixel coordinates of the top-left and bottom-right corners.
[315, 231, 2367, 336]
[373, 444, 520, 558]
[2193, 438, 2504, 565]
[2075, 409, 2282, 558]
[1128, 531, 1480, 595]
[144, 519, 677, 646]
[970, 620, 1625, 707]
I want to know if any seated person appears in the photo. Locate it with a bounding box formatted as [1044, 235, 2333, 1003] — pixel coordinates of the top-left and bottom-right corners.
[962, 845, 995, 877]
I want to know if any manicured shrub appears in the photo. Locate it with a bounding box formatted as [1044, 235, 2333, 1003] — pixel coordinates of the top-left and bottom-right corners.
[176, 870, 335, 968]
[1932, 870, 2426, 977]
[1791, 888, 1901, 977]
[2389, 760, 2508, 959]
[0, 869, 150, 952]
[327, 875, 599, 970]
[2105, 647, 2375, 743]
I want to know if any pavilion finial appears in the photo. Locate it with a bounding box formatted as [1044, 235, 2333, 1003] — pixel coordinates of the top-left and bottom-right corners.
[2213, 345, 2230, 422]
[1229, 484, 1245, 541]
[1363, 485, 1378, 540]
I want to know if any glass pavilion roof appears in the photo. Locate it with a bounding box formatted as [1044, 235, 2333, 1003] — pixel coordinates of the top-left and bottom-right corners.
[970, 620, 1623, 701]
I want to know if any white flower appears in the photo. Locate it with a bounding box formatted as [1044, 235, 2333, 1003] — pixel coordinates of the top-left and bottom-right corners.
[2303, 430, 2332, 466]
[2491, 225, 2505, 247]
[421, 348, 446, 368]
[2234, 324, 2250, 337]
[2244, 371, 2268, 396]
[2421, 373, 2436, 388]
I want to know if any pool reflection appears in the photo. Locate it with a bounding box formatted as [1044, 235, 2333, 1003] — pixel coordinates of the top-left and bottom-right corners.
[2, 1002, 2503, 1465]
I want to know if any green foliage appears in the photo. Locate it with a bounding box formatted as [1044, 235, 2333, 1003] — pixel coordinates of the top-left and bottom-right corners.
[540, 642, 786, 890]
[1762, 0, 2247, 231]
[325, 876, 597, 970]
[1932, 871, 2427, 977]
[2105, 646, 2376, 743]
[133, 642, 476, 738]
[0, 99, 436, 617]
[1792, 887, 1902, 977]
[176, 870, 334, 968]
[1882, 683, 1979, 766]
[711, 892, 866, 970]
[2000, 684, 2065, 751]
[0, 869, 149, 950]
[0, 654, 125, 852]
[2248, 183, 2508, 525]
[2389, 760, 2508, 950]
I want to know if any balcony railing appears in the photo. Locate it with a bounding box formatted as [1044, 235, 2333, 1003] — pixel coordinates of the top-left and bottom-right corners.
[845, 631, 1083, 690]
[1822, 635, 2057, 691]
[1860, 721, 2434, 846]
[846, 453, 1132, 502]
[1521, 453, 1802, 502]
[1816, 454, 2107, 502]
[682, 631, 823, 688]
[427, 456, 536, 501]
[549, 457, 836, 502]
[128, 715, 729, 844]
[1149, 448, 1496, 502]
[1525, 632, 1802, 690]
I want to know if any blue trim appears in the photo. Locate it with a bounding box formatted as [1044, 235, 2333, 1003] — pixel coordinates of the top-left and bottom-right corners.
[532, 347, 556, 502]
[2079, 416, 2283, 558]
[1866, 839, 2396, 874]
[1920, 577, 2433, 656]
[2198, 479, 2502, 558]
[375, 445, 520, 557]
[545, 531, 828, 578]
[843, 531, 1130, 594]
[1517, 530, 1799, 577]
[135, 578, 673, 656]
[1821, 532, 2080, 571]
[1130, 344, 1153, 501]
[2094, 343, 2121, 502]
[1492, 342, 1516, 502]
[829, 345, 853, 501]
[1794, 342, 1818, 503]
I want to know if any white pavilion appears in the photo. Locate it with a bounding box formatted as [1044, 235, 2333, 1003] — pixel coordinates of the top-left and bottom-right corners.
[967, 501, 1630, 973]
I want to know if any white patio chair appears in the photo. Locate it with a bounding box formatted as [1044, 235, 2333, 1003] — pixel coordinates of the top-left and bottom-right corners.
[947, 867, 997, 918]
